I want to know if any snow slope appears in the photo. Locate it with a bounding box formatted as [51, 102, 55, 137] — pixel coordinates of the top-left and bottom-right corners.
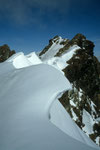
[6, 52, 42, 68]
[0, 54, 99, 150]
[39, 36, 100, 146]
[41, 45, 80, 71]
[40, 36, 65, 61]
[26, 52, 42, 64]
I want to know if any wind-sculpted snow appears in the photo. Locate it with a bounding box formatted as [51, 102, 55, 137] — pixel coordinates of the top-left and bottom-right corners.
[6, 52, 42, 68]
[40, 36, 65, 61]
[0, 61, 99, 150]
[42, 45, 80, 71]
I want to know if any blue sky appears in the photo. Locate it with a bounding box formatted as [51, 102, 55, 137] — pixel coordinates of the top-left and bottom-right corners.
[0, 0, 100, 56]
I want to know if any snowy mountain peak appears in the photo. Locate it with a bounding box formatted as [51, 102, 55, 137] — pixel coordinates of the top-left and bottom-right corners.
[0, 33, 100, 148]
[38, 34, 100, 146]
[39, 33, 94, 59]
[39, 35, 69, 60]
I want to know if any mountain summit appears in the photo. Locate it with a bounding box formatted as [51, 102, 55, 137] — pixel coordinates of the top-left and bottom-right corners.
[0, 33, 100, 149]
[39, 34, 100, 146]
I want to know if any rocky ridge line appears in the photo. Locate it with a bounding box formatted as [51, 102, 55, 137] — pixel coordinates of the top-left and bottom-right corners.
[40, 34, 100, 146]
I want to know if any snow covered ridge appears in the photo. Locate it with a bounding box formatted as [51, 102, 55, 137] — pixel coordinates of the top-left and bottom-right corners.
[39, 35, 69, 60]
[39, 35, 81, 71]
[39, 34, 100, 146]
[0, 33, 100, 149]
[43, 45, 80, 71]
[0, 60, 99, 150]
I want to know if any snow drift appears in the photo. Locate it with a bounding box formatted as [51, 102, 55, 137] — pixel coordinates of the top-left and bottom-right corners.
[0, 52, 99, 150]
[6, 52, 42, 69]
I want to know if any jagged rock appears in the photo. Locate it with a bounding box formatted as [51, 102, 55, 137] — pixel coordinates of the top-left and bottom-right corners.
[40, 33, 100, 145]
[55, 34, 94, 57]
[40, 33, 100, 146]
[69, 33, 86, 49]
[63, 51, 100, 99]
[58, 34, 100, 145]
[0, 44, 16, 62]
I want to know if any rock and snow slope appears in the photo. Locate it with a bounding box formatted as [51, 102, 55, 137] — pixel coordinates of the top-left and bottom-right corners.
[0, 52, 99, 150]
[39, 36, 80, 71]
[39, 34, 100, 146]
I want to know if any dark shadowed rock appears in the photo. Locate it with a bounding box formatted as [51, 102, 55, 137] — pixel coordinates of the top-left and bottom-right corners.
[0, 44, 16, 62]
[55, 33, 94, 57]
[58, 34, 100, 145]
[39, 33, 100, 145]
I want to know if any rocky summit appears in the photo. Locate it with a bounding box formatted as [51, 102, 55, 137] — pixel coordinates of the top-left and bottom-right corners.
[0, 33, 100, 146]
[39, 33, 100, 146]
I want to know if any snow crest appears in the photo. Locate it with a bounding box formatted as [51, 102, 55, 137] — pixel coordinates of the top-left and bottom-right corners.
[0, 45, 99, 150]
[42, 45, 80, 71]
[6, 52, 42, 69]
[0, 61, 99, 150]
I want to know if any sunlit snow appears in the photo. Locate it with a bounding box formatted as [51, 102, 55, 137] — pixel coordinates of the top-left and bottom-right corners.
[0, 50, 99, 150]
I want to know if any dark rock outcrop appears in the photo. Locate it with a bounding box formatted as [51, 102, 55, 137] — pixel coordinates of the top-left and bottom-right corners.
[0, 44, 16, 62]
[39, 34, 100, 145]
[58, 34, 100, 145]
[39, 33, 100, 145]
[63, 34, 100, 100]
[55, 33, 94, 56]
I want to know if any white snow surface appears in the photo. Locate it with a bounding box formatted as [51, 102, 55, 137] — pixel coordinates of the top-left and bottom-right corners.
[26, 52, 42, 64]
[83, 109, 95, 135]
[96, 118, 100, 121]
[42, 45, 80, 71]
[6, 52, 42, 69]
[40, 36, 64, 61]
[0, 53, 99, 150]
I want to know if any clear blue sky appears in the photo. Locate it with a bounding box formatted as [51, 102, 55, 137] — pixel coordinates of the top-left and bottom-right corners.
[0, 0, 100, 56]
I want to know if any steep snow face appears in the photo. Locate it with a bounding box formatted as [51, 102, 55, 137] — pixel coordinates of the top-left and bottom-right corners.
[7, 52, 32, 68]
[42, 45, 80, 71]
[39, 35, 80, 72]
[39, 35, 100, 146]
[6, 52, 42, 69]
[97, 56, 100, 62]
[26, 52, 42, 64]
[0, 60, 99, 150]
[40, 36, 66, 61]
[83, 109, 96, 135]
